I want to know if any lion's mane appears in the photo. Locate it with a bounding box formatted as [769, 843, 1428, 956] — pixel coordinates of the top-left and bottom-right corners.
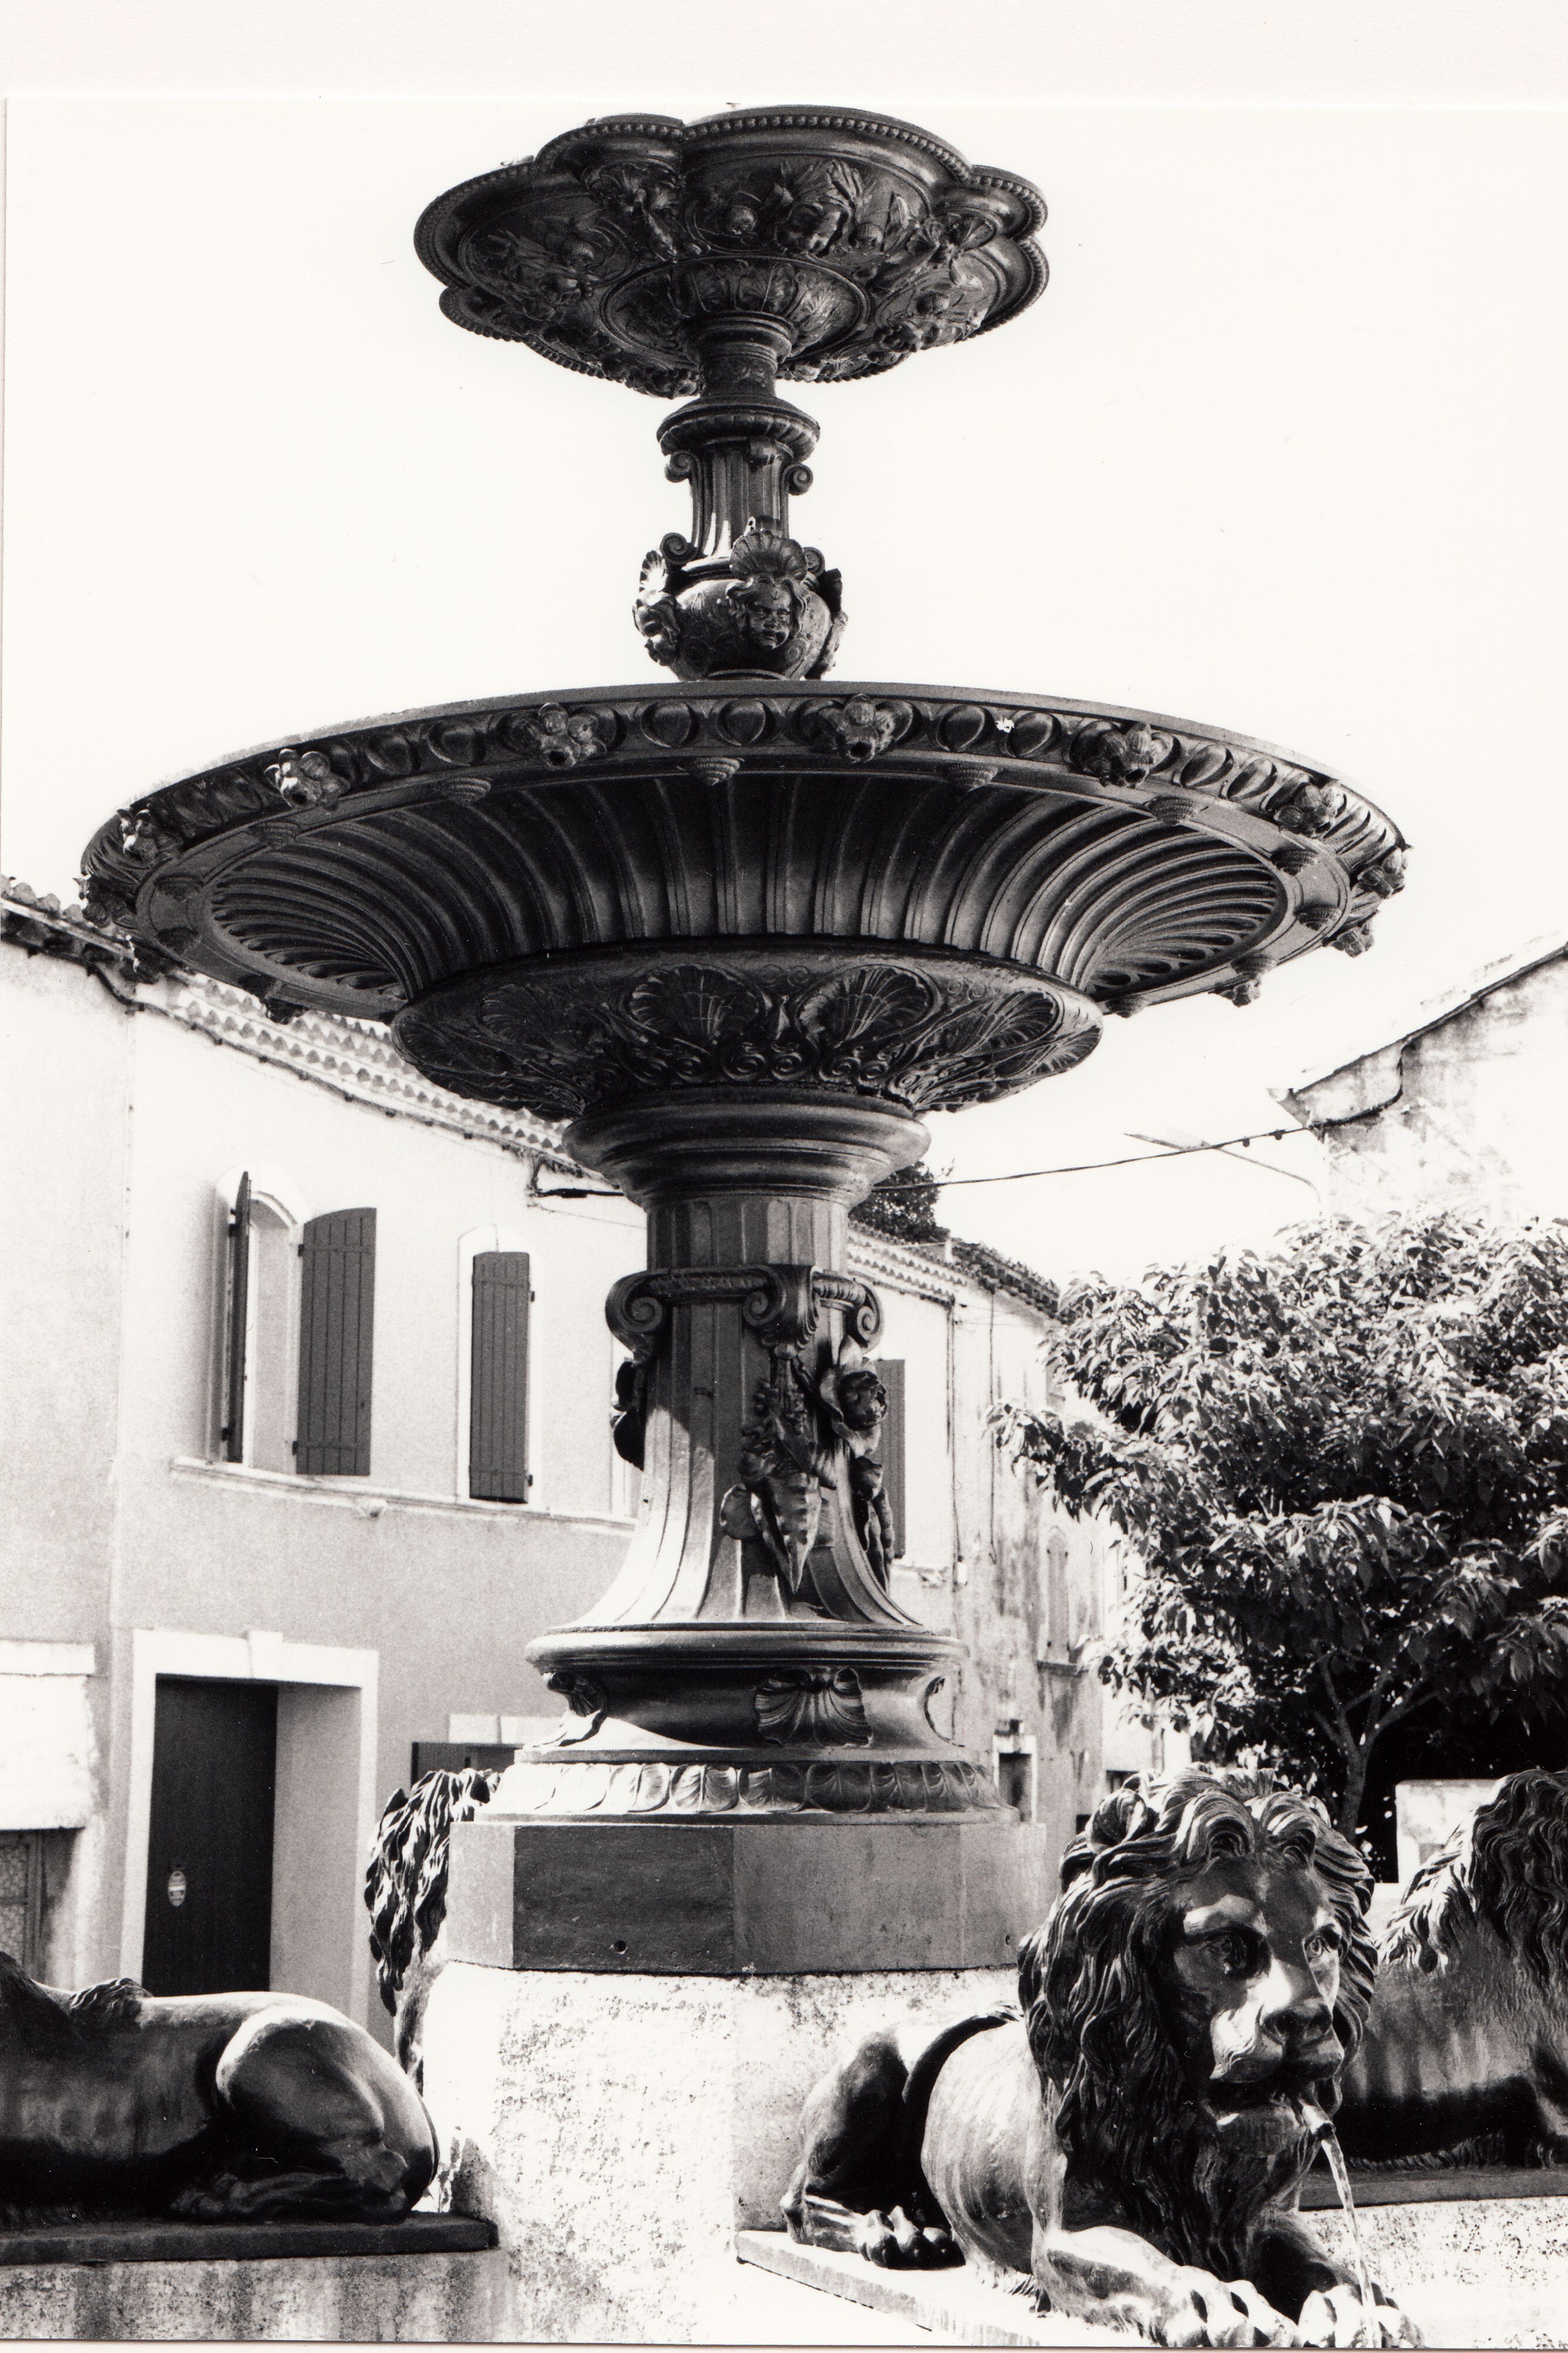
[363, 1767, 499, 2014]
[1382, 1766, 1568, 1985]
[1016, 1768, 1376, 2272]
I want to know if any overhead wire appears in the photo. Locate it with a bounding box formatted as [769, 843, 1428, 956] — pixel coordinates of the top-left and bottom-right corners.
[869, 1124, 1317, 1194]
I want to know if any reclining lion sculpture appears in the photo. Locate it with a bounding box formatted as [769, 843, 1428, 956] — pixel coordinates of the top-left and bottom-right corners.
[784, 1769, 1418, 2347]
[1339, 1766, 1568, 2167]
[0, 1951, 437, 2223]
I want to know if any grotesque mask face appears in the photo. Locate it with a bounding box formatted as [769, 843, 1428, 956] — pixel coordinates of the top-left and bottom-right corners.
[1163, 1855, 1346, 2137]
[837, 1369, 888, 1434]
[735, 579, 796, 653]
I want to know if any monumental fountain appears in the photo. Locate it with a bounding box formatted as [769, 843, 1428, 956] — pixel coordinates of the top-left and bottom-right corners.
[79, 107, 1406, 2340]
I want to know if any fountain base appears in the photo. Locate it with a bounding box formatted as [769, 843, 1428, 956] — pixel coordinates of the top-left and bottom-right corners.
[424, 1956, 1022, 2344]
[445, 1805, 1047, 1975]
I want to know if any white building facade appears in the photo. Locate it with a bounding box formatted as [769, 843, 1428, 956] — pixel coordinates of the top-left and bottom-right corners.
[2, 882, 1155, 2028]
[1279, 935, 1568, 1221]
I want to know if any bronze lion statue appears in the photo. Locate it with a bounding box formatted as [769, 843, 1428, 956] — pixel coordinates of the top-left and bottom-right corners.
[1339, 1765, 1568, 2167]
[785, 1768, 1418, 2347]
[364, 1766, 499, 2088]
[0, 1950, 437, 2223]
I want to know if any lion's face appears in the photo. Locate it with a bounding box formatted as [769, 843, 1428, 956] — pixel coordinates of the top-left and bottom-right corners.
[1161, 1851, 1346, 2139]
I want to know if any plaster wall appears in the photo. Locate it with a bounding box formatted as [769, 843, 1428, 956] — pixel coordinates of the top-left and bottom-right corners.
[1, 949, 128, 1641]
[1290, 954, 1568, 1220]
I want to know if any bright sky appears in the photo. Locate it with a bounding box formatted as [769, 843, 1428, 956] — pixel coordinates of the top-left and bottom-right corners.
[3, 7, 1565, 1282]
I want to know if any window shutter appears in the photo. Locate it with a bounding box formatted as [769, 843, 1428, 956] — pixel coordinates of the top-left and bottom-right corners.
[470, 1251, 531, 1502]
[221, 1172, 252, 1463]
[875, 1358, 906, 1559]
[1046, 1527, 1072, 1660]
[295, 1208, 376, 1476]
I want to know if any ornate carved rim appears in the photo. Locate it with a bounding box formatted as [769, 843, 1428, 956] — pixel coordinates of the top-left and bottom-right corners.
[412, 107, 1047, 394]
[79, 680, 1403, 1032]
[491, 1752, 1002, 1819]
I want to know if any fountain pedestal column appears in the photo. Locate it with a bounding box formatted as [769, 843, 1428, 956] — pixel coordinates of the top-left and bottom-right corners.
[444, 1085, 1049, 1977]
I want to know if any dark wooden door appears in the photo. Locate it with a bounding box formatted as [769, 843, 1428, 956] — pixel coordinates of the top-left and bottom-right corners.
[141, 1677, 277, 1995]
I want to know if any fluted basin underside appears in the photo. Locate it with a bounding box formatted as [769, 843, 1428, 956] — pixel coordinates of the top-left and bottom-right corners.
[82, 679, 1405, 1122]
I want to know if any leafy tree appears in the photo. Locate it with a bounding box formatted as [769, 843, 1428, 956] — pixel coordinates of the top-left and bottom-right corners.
[997, 1214, 1568, 1834]
[852, 1163, 946, 1246]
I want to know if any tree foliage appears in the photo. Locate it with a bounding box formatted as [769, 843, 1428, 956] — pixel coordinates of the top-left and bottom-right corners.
[851, 1163, 946, 1245]
[998, 1214, 1568, 1832]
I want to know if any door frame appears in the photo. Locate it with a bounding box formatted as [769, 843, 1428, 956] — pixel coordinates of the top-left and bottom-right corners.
[120, 1628, 378, 2023]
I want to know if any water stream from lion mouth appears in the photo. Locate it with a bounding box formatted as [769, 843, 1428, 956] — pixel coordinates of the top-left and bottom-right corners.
[1301, 2102, 1376, 2347]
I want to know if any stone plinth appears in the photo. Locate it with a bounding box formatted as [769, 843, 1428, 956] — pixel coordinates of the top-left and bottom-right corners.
[423, 1957, 1017, 2344]
[447, 1812, 1049, 1974]
[736, 2231, 1129, 2347]
[0, 2218, 502, 2344]
[1314, 2192, 1568, 2352]
[737, 2186, 1568, 2352]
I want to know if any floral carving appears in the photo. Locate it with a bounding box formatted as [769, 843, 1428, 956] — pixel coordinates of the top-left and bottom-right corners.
[395, 956, 1092, 1123]
[117, 810, 181, 867]
[1330, 918, 1377, 956]
[721, 1352, 836, 1589]
[634, 520, 844, 682]
[754, 1668, 872, 1748]
[1069, 722, 1170, 786]
[267, 749, 345, 809]
[516, 704, 606, 770]
[1358, 847, 1407, 899]
[1273, 780, 1346, 837]
[494, 1752, 1000, 1816]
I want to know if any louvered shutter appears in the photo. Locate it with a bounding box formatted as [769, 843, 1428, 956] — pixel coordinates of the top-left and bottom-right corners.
[1046, 1527, 1072, 1660]
[470, 1251, 531, 1501]
[221, 1172, 252, 1462]
[875, 1358, 906, 1559]
[295, 1208, 376, 1476]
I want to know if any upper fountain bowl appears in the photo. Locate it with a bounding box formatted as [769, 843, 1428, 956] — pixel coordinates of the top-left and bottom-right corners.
[412, 107, 1048, 396]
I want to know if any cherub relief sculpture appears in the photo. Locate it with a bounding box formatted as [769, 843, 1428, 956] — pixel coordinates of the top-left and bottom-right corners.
[818, 1352, 896, 1581]
[634, 518, 845, 681]
[784, 1769, 1418, 2348]
[0, 1951, 437, 2223]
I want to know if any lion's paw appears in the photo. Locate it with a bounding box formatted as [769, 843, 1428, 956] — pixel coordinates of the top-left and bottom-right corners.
[168, 2175, 245, 2222]
[1161, 2268, 1296, 2348]
[857, 2207, 960, 2269]
[1299, 2284, 1421, 2348]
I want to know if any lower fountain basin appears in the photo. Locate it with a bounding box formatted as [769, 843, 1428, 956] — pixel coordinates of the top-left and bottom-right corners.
[81, 679, 1403, 1121]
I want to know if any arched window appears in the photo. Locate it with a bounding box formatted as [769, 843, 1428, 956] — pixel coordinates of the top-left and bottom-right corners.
[218, 1165, 306, 1474]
